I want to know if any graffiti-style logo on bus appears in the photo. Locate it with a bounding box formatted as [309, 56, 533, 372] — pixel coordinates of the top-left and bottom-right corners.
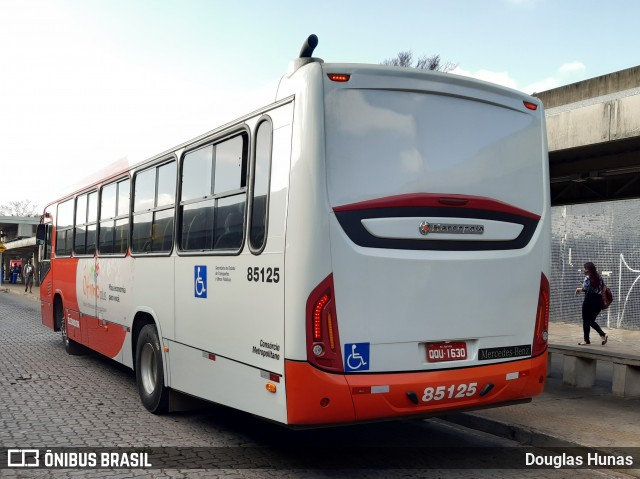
[82, 262, 101, 299]
[194, 266, 207, 299]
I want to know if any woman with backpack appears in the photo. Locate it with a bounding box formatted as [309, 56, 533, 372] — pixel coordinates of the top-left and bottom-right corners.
[575, 262, 608, 346]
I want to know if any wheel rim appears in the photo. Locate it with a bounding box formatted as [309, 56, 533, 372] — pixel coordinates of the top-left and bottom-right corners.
[140, 343, 157, 395]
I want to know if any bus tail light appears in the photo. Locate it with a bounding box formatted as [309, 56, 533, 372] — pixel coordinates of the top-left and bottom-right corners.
[306, 274, 343, 372]
[532, 272, 550, 357]
[327, 73, 350, 82]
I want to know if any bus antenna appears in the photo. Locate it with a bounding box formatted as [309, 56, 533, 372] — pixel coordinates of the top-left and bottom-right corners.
[299, 34, 318, 58]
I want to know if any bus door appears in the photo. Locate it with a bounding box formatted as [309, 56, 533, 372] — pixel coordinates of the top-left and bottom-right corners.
[36, 221, 54, 328]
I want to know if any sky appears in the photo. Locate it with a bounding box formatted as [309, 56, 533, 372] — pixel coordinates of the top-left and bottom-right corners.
[1, 0, 639, 213]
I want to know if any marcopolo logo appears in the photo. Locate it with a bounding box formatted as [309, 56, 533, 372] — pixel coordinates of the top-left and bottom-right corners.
[419, 221, 484, 236]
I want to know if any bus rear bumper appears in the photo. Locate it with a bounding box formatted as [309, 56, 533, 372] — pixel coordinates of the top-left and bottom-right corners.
[285, 353, 547, 426]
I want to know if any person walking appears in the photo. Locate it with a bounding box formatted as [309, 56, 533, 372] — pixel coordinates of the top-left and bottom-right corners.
[24, 259, 35, 293]
[575, 262, 608, 346]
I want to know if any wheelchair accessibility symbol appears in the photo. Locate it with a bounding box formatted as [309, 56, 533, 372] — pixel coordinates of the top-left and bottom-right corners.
[345, 343, 370, 372]
[194, 265, 207, 298]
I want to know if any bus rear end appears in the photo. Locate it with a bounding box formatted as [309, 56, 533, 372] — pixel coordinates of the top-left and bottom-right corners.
[286, 64, 550, 425]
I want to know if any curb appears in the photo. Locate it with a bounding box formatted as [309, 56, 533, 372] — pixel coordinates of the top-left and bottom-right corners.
[442, 413, 640, 477]
[440, 412, 581, 448]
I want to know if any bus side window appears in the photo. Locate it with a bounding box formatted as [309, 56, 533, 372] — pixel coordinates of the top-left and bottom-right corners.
[214, 201, 245, 250]
[249, 119, 273, 253]
[55, 199, 74, 257]
[99, 179, 129, 256]
[179, 132, 248, 253]
[131, 161, 176, 254]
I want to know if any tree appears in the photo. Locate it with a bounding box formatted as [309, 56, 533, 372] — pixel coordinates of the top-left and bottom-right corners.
[382, 50, 457, 73]
[0, 200, 40, 217]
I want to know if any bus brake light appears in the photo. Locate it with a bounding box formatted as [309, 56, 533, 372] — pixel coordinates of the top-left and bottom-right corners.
[313, 294, 330, 341]
[523, 101, 538, 111]
[532, 272, 550, 357]
[327, 73, 350, 82]
[306, 274, 344, 372]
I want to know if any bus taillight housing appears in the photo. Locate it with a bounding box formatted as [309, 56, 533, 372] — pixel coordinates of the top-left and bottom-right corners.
[532, 272, 550, 357]
[306, 274, 343, 372]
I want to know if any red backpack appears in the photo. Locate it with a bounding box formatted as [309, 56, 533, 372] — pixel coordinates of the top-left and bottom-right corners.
[601, 283, 613, 309]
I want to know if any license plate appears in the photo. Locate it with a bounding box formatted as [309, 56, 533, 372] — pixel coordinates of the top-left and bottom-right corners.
[426, 341, 467, 362]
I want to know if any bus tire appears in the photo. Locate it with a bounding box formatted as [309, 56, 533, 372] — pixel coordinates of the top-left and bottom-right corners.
[57, 302, 84, 356]
[135, 324, 170, 414]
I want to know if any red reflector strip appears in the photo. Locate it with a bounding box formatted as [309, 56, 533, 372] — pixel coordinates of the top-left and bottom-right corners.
[352, 385, 390, 395]
[327, 73, 350, 82]
[523, 101, 538, 110]
[352, 386, 371, 395]
[208, 353, 216, 361]
[260, 370, 281, 382]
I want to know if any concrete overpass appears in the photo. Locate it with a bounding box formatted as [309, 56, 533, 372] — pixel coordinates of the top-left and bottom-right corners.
[537, 65, 640, 331]
[536, 65, 640, 205]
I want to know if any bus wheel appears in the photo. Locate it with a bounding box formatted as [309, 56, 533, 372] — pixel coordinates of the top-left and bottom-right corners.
[135, 324, 170, 414]
[56, 304, 84, 355]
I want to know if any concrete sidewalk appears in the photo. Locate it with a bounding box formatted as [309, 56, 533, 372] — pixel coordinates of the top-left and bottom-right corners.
[447, 321, 640, 456]
[0, 280, 39, 302]
[3, 282, 639, 455]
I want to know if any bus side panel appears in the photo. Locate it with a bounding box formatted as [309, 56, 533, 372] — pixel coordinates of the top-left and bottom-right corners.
[281, 64, 332, 364]
[54, 257, 80, 311]
[168, 340, 288, 424]
[85, 316, 126, 361]
[41, 301, 54, 329]
[78, 256, 132, 361]
[170, 105, 292, 421]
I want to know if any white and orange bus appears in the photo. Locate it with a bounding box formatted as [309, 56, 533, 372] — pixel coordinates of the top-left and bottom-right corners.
[37, 35, 550, 426]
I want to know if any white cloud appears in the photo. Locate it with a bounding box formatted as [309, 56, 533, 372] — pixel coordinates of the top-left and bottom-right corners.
[523, 61, 587, 94]
[558, 61, 586, 75]
[452, 61, 588, 96]
[451, 67, 519, 90]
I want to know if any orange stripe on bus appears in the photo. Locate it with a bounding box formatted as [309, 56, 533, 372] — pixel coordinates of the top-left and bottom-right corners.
[285, 361, 356, 425]
[285, 354, 546, 426]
